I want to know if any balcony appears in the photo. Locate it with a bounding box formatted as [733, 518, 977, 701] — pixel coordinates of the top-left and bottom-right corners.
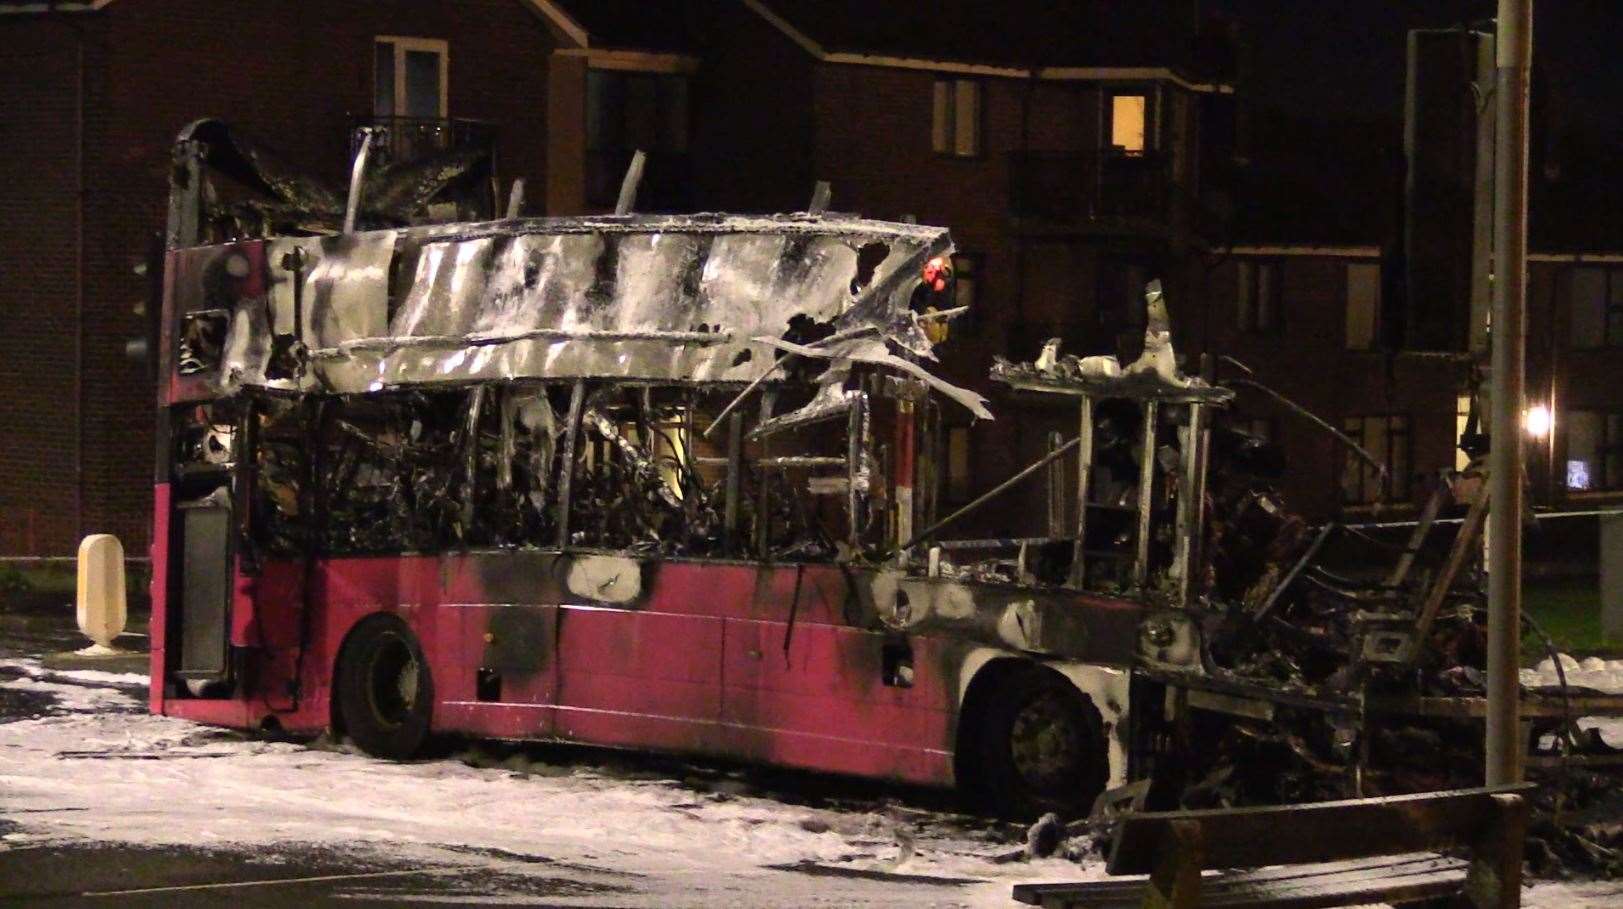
[351, 116, 496, 167]
[587, 148, 694, 214]
[1008, 151, 1176, 237]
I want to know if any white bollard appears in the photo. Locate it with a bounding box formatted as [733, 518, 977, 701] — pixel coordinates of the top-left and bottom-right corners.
[76, 534, 128, 655]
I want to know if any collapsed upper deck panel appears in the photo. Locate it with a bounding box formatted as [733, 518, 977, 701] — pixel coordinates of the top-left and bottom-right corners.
[164, 214, 968, 399]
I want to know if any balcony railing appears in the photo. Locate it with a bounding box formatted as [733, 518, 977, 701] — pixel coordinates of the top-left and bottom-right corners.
[587, 148, 693, 213]
[1008, 151, 1172, 229]
[351, 116, 496, 167]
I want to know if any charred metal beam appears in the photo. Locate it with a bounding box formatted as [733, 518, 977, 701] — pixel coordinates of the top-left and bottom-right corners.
[847, 392, 866, 551]
[1068, 400, 1094, 588]
[894, 435, 1082, 555]
[505, 178, 525, 219]
[1407, 485, 1492, 662]
[555, 379, 585, 548]
[615, 150, 646, 216]
[343, 128, 376, 235]
[724, 411, 742, 554]
[308, 328, 733, 361]
[1132, 400, 1159, 590]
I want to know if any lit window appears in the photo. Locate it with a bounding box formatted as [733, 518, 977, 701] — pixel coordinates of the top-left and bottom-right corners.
[947, 426, 972, 501]
[1237, 259, 1282, 334]
[1109, 94, 1148, 155]
[1345, 262, 1381, 350]
[932, 79, 982, 157]
[374, 38, 447, 119]
[1566, 410, 1623, 491]
[1568, 266, 1623, 348]
[1455, 394, 1473, 471]
[1341, 415, 1410, 505]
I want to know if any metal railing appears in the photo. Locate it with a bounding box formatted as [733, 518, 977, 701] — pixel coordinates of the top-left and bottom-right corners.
[350, 116, 496, 166]
[1008, 150, 1172, 225]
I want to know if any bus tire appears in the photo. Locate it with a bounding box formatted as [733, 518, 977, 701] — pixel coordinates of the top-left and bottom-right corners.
[967, 663, 1107, 820]
[335, 615, 434, 760]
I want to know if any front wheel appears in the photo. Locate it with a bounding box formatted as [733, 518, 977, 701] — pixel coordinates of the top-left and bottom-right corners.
[969, 665, 1108, 820]
[335, 615, 434, 760]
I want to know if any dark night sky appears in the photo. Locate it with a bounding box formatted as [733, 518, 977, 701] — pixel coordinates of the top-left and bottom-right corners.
[1210, 1, 1623, 245]
[1219, 1, 1623, 140]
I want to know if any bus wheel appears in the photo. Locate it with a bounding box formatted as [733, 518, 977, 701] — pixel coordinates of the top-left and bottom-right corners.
[971, 665, 1107, 820]
[335, 616, 434, 760]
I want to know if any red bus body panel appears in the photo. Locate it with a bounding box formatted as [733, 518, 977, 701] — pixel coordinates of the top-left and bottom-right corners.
[151, 537, 1144, 788]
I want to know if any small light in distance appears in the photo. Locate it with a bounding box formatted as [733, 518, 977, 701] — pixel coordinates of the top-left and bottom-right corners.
[1523, 404, 1551, 439]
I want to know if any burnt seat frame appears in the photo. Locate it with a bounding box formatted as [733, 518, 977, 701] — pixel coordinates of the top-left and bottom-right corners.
[1013, 785, 1532, 909]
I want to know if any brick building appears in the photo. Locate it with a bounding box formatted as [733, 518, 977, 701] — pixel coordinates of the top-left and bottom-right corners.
[4, 0, 1621, 554]
[0, 0, 697, 554]
[679, 0, 1236, 537]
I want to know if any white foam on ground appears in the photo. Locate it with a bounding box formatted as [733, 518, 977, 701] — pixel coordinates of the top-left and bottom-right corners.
[0, 657, 1094, 906]
[2, 655, 1618, 906]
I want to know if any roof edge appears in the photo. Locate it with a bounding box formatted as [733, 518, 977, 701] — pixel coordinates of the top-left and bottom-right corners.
[741, 1, 1231, 93]
[0, 1, 113, 14]
[523, 0, 588, 48]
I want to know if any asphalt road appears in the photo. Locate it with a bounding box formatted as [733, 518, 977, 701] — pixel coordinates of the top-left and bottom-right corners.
[0, 602, 649, 907]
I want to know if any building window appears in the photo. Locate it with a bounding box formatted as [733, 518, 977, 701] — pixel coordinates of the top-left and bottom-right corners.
[1345, 262, 1382, 350]
[1455, 394, 1474, 471]
[1568, 266, 1623, 348]
[374, 37, 447, 119]
[946, 426, 972, 502]
[586, 69, 690, 207]
[1341, 415, 1410, 504]
[932, 79, 982, 157]
[1237, 259, 1282, 334]
[1566, 410, 1623, 491]
[587, 69, 690, 155]
[1108, 92, 1149, 155]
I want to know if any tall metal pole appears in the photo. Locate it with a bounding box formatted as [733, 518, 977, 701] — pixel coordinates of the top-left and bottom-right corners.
[1486, 0, 1532, 787]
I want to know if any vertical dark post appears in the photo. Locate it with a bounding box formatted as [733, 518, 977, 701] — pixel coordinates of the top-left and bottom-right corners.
[1173, 403, 1207, 606]
[755, 390, 776, 558]
[1486, 0, 1531, 788]
[555, 379, 586, 549]
[1133, 400, 1160, 590]
[1068, 398, 1094, 589]
[848, 393, 866, 552]
[1146, 819, 1204, 909]
[724, 412, 742, 554]
[1046, 430, 1065, 538]
[1465, 793, 1527, 909]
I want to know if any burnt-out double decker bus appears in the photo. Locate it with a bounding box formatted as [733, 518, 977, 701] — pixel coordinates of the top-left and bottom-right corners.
[149, 121, 1218, 819]
[158, 121, 1568, 821]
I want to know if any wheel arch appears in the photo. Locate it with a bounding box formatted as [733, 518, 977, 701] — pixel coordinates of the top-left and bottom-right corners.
[327, 610, 415, 736]
[953, 648, 1132, 794]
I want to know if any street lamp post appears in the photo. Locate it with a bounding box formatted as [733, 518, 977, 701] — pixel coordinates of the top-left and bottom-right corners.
[1486, 0, 1533, 788]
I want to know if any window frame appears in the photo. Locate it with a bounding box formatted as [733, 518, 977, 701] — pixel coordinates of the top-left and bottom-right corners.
[931, 78, 984, 159]
[1340, 414, 1411, 505]
[1236, 257, 1284, 336]
[945, 425, 973, 503]
[950, 252, 981, 323]
[1564, 409, 1623, 493]
[1105, 88, 1155, 157]
[1567, 265, 1623, 350]
[586, 68, 692, 154]
[374, 36, 449, 120]
[1344, 260, 1382, 350]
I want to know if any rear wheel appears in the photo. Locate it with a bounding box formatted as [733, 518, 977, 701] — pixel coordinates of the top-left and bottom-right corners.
[968, 665, 1108, 820]
[335, 616, 434, 760]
